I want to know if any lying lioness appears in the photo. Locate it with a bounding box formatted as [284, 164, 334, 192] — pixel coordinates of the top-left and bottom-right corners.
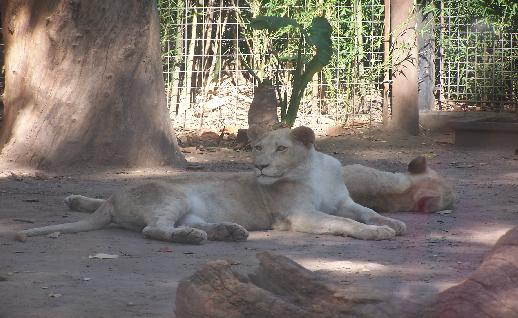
[343, 156, 454, 213]
[17, 126, 405, 243]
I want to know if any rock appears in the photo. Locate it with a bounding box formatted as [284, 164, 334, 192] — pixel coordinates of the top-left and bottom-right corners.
[235, 129, 250, 146]
[198, 130, 220, 146]
[34, 171, 49, 180]
[222, 125, 239, 135]
[177, 135, 190, 146]
[47, 232, 61, 239]
[175, 252, 420, 318]
[326, 125, 347, 137]
[248, 82, 279, 130]
[424, 225, 518, 318]
[180, 147, 197, 154]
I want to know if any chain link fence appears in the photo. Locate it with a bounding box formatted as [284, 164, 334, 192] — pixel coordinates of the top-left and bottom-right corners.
[437, 1, 517, 112]
[158, 0, 518, 132]
[158, 0, 387, 133]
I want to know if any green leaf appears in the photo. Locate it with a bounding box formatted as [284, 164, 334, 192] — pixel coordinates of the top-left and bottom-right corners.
[277, 54, 311, 63]
[308, 17, 333, 65]
[249, 15, 302, 32]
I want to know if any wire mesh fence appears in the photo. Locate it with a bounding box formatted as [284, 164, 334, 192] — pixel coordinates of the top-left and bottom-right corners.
[437, 1, 517, 112]
[158, 0, 518, 132]
[158, 0, 387, 133]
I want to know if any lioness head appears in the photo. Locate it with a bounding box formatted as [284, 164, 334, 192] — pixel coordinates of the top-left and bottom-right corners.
[247, 126, 315, 184]
[408, 156, 455, 212]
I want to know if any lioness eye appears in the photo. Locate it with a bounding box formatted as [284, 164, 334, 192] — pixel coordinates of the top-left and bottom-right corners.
[254, 145, 263, 151]
[276, 145, 287, 152]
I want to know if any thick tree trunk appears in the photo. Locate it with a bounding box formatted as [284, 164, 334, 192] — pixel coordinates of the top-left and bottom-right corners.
[0, 0, 186, 168]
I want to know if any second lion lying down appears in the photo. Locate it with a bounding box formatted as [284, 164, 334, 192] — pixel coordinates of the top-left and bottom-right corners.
[17, 126, 406, 243]
[344, 156, 454, 213]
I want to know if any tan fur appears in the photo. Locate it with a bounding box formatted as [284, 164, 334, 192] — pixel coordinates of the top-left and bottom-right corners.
[17, 127, 406, 244]
[343, 157, 454, 213]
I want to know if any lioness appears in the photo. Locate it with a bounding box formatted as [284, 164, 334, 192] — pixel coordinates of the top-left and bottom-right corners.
[343, 156, 454, 213]
[17, 126, 405, 243]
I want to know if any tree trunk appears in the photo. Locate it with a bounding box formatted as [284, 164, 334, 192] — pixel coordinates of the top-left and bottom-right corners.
[0, 0, 186, 168]
[390, 0, 419, 135]
[424, 225, 518, 318]
[175, 252, 422, 318]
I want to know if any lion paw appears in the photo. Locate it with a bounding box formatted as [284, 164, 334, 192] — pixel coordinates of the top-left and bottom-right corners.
[206, 222, 249, 242]
[355, 225, 396, 240]
[171, 227, 208, 244]
[64, 195, 83, 211]
[367, 217, 407, 236]
[143, 226, 207, 244]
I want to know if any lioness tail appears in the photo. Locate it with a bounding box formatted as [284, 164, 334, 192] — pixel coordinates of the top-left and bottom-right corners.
[16, 201, 113, 241]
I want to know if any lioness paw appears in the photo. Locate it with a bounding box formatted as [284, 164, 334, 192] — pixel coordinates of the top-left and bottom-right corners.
[64, 195, 83, 211]
[143, 226, 207, 244]
[367, 217, 406, 236]
[206, 222, 249, 242]
[356, 225, 396, 241]
[171, 227, 208, 244]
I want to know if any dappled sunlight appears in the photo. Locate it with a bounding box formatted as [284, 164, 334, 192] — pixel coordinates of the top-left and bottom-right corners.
[499, 172, 518, 183]
[462, 226, 513, 245]
[295, 256, 463, 278]
[429, 225, 513, 246]
[297, 258, 387, 273]
[9, 101, 37, 139]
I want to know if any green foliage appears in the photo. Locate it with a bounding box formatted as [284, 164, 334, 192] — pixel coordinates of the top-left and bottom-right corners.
[249, 15, 301, 31]
[248, 15, 333, 127]
[431, 0, 518, 110]
[157, 0, 517, 126]
[455, 0, 517, 31]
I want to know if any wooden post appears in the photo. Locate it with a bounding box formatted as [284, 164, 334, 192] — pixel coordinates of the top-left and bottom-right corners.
[390, 0, 419, 135]
[417, 0, 435, 112]
[383, 0, 391, 126]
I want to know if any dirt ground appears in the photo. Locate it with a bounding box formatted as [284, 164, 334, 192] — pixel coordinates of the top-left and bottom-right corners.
[1, 128, 517, 318]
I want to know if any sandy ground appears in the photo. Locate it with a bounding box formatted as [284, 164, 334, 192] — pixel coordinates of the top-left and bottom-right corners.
[1, 129, 517, 318]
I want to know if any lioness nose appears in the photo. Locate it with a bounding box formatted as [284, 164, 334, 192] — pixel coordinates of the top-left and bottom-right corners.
[255, 164, 269, 171]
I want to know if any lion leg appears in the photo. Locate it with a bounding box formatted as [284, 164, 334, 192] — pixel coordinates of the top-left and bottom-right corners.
[64, 195, 105, 213]
[142, 223, 207, 244]
[335, 199, 406, 235]
[286, 210, 396, 241]
[179, 214, 249, 241]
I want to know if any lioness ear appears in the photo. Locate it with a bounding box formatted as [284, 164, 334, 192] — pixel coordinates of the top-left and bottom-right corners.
[247, 125, 267, 143]
[408, 156, 428, 174]
[290, 126, 315, 148]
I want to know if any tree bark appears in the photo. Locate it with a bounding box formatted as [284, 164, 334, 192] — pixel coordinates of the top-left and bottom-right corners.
[390, 0, 419, 135]
[424, 225, 518, 318]
[417, 0, 435, 112]
[175, 252, 422, 318]
[0, 0, 186, 168]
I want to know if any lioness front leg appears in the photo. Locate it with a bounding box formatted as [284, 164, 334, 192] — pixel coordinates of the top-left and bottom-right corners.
[286, 211, 396, 240]
[189, 222, 249, 241]
[178, 214, 249, 241]
[336, 199, 406, 235]
[142, 216, 207, 244]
